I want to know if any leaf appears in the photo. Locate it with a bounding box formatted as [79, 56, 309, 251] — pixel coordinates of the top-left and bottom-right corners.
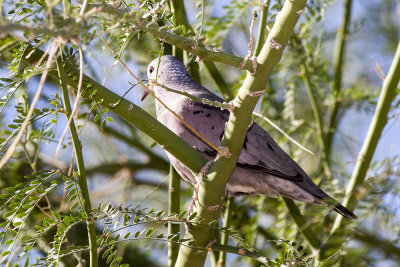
[100, 120, 106, 130]
[188, 212, 197, 221]
[134, 231, 140, 238]
[94, 113, 100, 122]
[1, 251, 10, 257]
[177, 210, 187, 219]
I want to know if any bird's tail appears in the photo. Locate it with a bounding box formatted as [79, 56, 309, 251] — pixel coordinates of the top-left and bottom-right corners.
[332, 203, 357, 219]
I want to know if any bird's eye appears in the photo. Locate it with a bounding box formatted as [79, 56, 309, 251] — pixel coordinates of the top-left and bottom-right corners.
[149, 66, 154, 73]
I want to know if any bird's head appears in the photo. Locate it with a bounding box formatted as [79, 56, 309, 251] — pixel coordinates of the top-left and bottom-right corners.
[142, 55, 191, 101]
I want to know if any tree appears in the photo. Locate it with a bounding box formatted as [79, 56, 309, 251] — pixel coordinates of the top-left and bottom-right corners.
[0, 0, 399, 266]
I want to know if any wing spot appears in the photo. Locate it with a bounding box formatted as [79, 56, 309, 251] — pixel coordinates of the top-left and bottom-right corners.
[206, 113, 211, 117]
[193, 110, 204, 115]
[267, 143, 274, 151]
[211, 126, 215, 130]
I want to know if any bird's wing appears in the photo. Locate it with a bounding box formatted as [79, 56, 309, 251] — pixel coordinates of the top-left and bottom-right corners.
[180, 87, 323, 195]
[238, 123, 330, 199]
[237, 123, 303, 181]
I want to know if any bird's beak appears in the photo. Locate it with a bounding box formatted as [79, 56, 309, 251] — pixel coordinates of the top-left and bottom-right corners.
[141, 90, 150, 101]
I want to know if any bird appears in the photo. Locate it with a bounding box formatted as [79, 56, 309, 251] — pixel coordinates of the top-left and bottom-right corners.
[143, 55, 356, 219]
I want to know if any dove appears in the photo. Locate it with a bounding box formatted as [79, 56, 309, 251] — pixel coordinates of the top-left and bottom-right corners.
[143, 55, 356, 219]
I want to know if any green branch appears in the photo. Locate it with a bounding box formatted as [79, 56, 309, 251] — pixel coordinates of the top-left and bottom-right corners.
[175, 1, 307, 266]
[218, 196, 234, 266]
[282, 198, 321, 252]
[254, 0, 271, 56]
[56, 57, 98, 266]
[319, 42, 400, 260]
[168, 165, 181, 267]
[84, 3, 254, 72]
[300, 63, 330, 174]
[325, 0, 353, 159]
[353, 228, 400, 260]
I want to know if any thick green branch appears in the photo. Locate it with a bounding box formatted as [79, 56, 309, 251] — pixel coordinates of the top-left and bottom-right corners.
[320, 42, 400, 260]
[175, 1, 307, 266]
[56, 58, 98, 267]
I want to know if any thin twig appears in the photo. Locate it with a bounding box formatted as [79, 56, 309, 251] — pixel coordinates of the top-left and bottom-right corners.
[239, 10, 258, 72]
[253, 112, 314, 155]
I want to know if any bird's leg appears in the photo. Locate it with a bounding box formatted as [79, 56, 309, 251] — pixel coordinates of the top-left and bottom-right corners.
[188, 160, 213, 214]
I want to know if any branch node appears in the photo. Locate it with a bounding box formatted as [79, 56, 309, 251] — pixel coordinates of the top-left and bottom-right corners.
[206, 239, 217, 251]
[128, 103, 134, 111]
[249, 90, 265, 97]
[238, 248, 246, 255]
[206, 204, 220, 211]
[297, 7, 307, 15]
[215, 146, 232, 161]
[269, 39, 282, 50]
[189, 42, 199, 50]
[251, 56, 258, 75]
[225, 101, 236, 113]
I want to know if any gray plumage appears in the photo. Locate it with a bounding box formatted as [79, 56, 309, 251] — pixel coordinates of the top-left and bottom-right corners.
[145, 55, 356, 219]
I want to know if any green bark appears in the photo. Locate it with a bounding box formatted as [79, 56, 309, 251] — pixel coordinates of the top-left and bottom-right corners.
[168, 165, 181, 267]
